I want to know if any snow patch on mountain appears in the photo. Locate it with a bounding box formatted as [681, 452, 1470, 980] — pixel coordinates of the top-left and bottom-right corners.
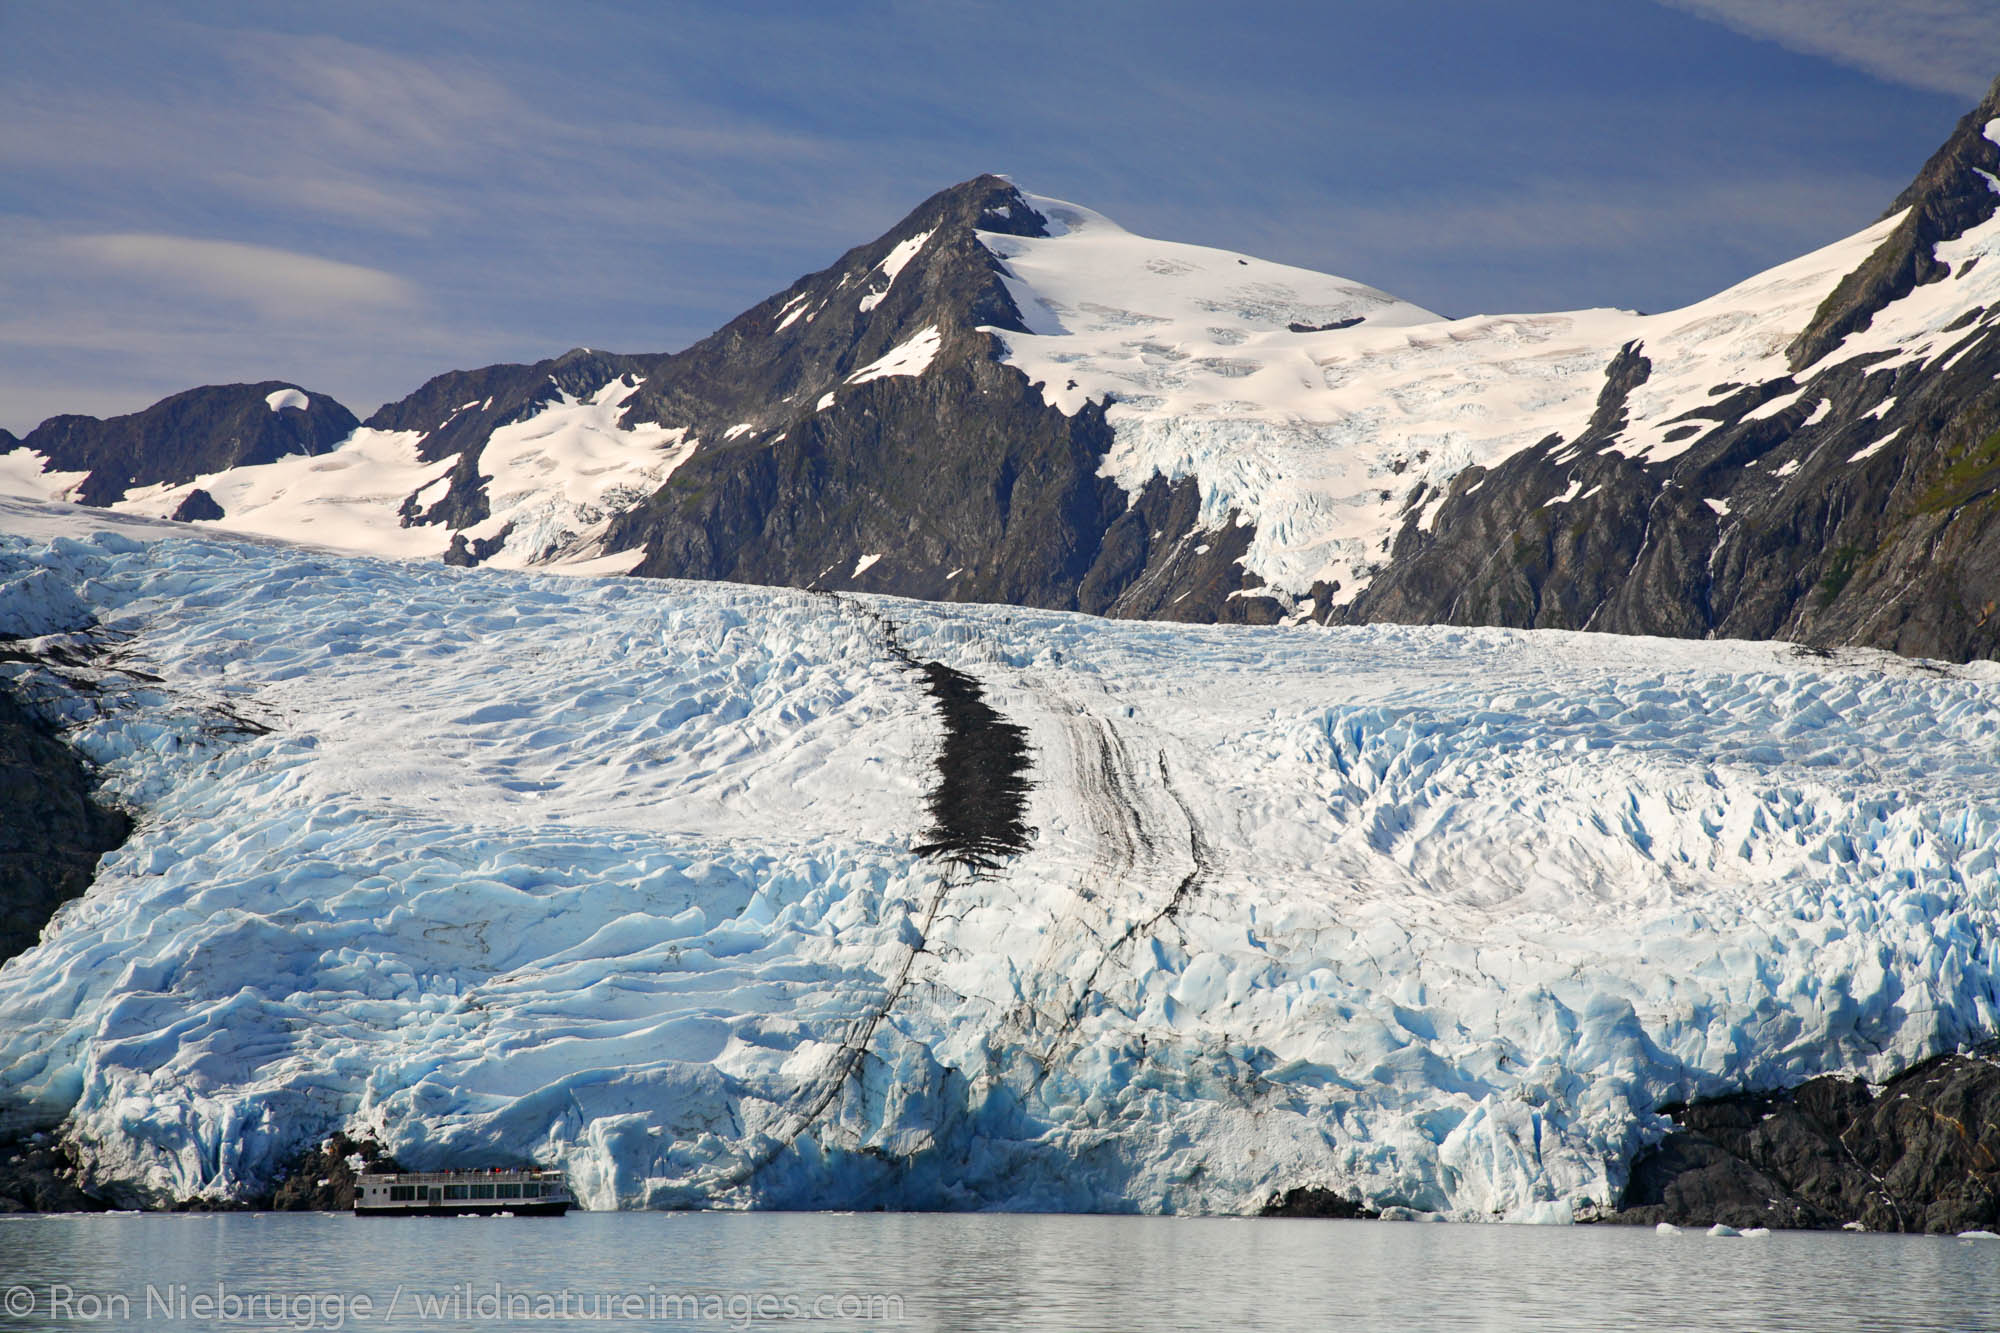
[105, 426, 449, 556]
[4, 520, 2000, 1218]
[0, 451, 88, 504]
[451, 377, 692, 566]
[858, 227, 934, 314]
[263, 388, 309, 413]
[847, 327, 941, 385]
[774, 291, 812, 332]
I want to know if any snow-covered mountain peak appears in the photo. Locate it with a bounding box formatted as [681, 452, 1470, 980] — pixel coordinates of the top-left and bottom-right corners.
[970, 164, 1998, 606]
[978, 189, 1438, 393]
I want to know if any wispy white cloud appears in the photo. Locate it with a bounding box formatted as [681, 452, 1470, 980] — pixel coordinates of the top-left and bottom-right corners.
[1655, 0, 2000, 98]
[0, 3, 1978, 433]
[206, 172, 444, 234]
[59, 234, 417, 315]
[0, 22, 843, 243]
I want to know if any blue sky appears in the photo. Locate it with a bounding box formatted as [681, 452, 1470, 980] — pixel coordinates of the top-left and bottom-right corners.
[2, 0, 1995, 433]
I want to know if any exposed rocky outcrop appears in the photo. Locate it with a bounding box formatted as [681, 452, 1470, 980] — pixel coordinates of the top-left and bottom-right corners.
[1788, 76, 2000, 371]
[169, 487, 224, 522]
[5, 383, 357, 506]
[443, 526, 512, 568]
[268, 1131, 403, 1211]
[588, 175, 1272, 620]
[0, 1134, 113, 1213]
[1610, 1053, 2000, 1232]
[1260, 1185, 1381, 1219]
[1347, 311, 2000, 658]
[338, 176, 1268, 620]
[0, 684, 130, 965]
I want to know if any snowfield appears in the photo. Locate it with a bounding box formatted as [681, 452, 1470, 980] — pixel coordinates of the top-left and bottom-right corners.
[979, 182, 2000, 602]
[3, 512, 2000, 1219]
[15, 376, 690, 577]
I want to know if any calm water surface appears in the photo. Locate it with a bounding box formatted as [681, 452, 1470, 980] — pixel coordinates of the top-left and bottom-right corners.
[1, 1211, 1997, 1331]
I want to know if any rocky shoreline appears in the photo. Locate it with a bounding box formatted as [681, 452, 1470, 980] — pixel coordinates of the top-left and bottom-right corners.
[0, 1134, 112, 1213]
[1608, 1052, 2000, 1233]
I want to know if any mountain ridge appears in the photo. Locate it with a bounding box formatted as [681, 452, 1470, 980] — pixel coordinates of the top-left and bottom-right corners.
[8, 82, 2000, 655]
[1349, 77, 2000, 659]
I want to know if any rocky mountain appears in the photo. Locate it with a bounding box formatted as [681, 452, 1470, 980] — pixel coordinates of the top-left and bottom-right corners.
[0, 384, 357, 509]
[7, 78, 2000, 658]
[1350, 78, 2000, 661]
[595, 174, 1428, 618]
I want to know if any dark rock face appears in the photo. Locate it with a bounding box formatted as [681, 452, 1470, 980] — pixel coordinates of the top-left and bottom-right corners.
[442, 526, 512, 568]
[0, 1134, 112, 1213]
[1788, 76, 2000, 371]
[169, 488, 224, 522]
[356, 175, 1264, 617]
[0, 684, 130, 965]
[613, 356, 1134, 608]
[1260, 1185, 1381, 1219]
[1611, 1054, 2000, 1232]
[6, 383, 357, 506]
[1347, 312, 2000, 658]
[269, 1132, 402, 1211]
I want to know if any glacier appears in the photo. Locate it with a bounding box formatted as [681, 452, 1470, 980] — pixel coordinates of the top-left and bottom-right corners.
[2, 509, 2000, 1218]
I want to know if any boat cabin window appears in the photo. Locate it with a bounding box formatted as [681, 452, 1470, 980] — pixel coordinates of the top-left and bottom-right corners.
[443, 1185, 470, 1200]
[497, 1184, 521, 1198]
[389, 1186, 418, 1202]
[472, 1184, 496, 1199]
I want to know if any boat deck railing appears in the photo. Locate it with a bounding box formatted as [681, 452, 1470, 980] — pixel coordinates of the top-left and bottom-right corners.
[368, 1169, 567, 1185]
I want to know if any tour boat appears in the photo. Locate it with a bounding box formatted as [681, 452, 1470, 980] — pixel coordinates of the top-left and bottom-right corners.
[353, 1168, 574, 1216]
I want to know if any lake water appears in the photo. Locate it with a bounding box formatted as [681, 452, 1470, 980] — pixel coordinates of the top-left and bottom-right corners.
[0, 1212, 1996, 1331]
